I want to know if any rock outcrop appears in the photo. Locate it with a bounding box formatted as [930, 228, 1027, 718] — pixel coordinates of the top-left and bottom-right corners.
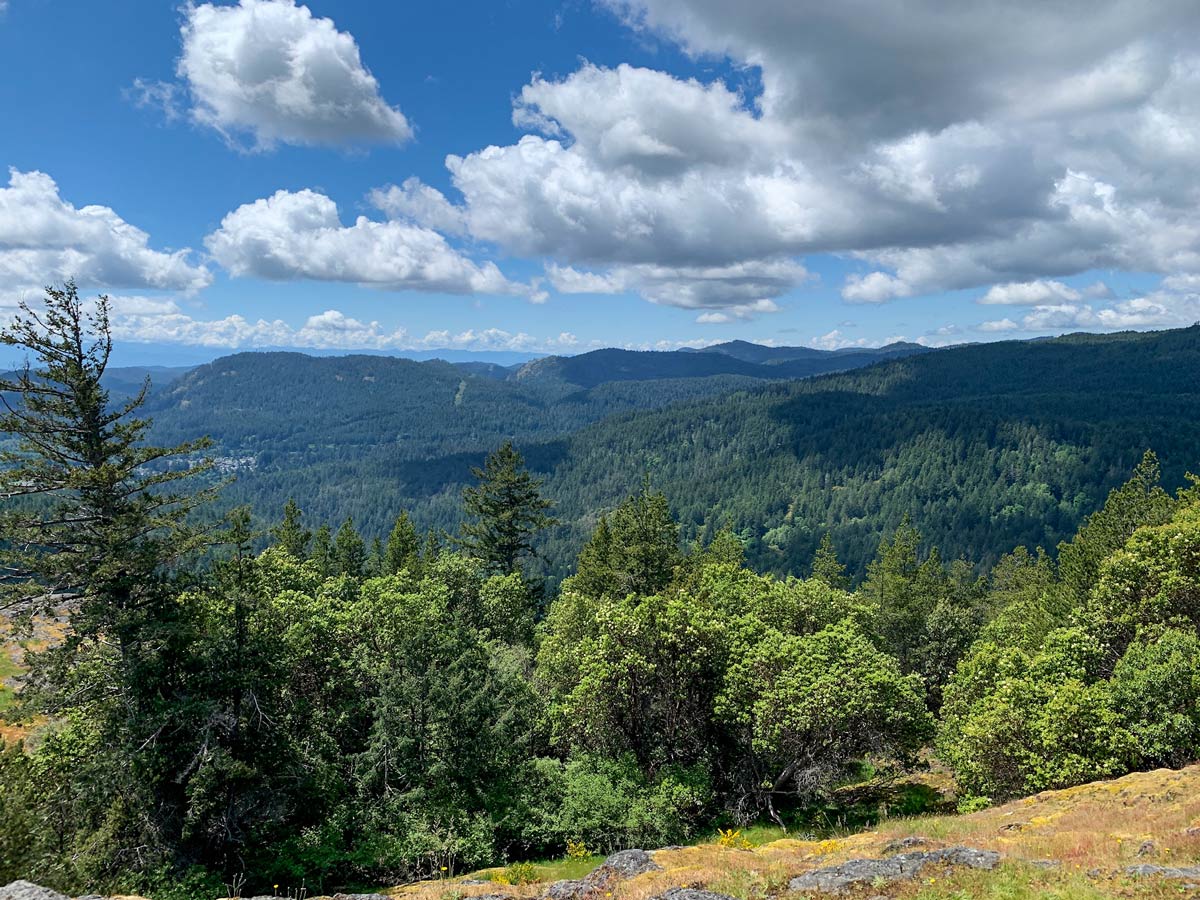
[542, 849, 663, 900]
[0, 883, 69, 900]
[787, 846, 1000, 894]
[653, 890, 738, 900]
[1125, 863, 1200, 888]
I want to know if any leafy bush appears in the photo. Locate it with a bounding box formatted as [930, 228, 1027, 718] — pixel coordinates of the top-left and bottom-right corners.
[554, 755, 713, 853]
[956, 796, 993, 814]
[941, 486, 1200, 803]
[495, 862, 540, 885]
[719, 621, 933, 819]
[1109, 627, 1200, 767]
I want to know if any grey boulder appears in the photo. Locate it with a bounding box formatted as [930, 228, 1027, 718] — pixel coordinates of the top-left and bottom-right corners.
[1126, 863, 1200, 884]
[0, 883, 69, 900]
[788, 846, 1000, 894]
[653, 890, 738, 900]
[541, 849, 663, 900]
[596, 850, 662, 880]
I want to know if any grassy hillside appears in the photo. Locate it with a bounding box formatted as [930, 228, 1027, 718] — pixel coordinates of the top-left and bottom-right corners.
[403, 765, 1200, 900]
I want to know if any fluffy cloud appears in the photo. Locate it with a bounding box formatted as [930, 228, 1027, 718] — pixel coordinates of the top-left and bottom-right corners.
[978, 318, 1020, 333]
[511, 63, 788, 175]
[603, 0, 1199, 144]
[842, 272, 913, 304]
[694, 300, 778, 324]
[370, 178, 468, 237]
[811, 329, 868, 350]
[979, 280, 1082, 305]
[0, 169, 210, 297]
[977, 281, 1200, 333]
[546, 258, 803, 315]
[106, 297, 580, 353]
[205, 188, 524, 295]
[176, 0, 410, 149]
[379, 4, 1200, 320]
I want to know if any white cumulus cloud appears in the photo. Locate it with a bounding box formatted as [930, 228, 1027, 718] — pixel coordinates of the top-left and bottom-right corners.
[546, 259, 804, 318]
[205, 188, 525, 296]
[106, 296, 581, 353]
[176, 0, 410, 150]
[976, 278, 1200, 334]
[979, 280, 1083, 305]
[370, 178, 468, 236]
[377, 3, 1200, 321]
[0, 169, 210, 298]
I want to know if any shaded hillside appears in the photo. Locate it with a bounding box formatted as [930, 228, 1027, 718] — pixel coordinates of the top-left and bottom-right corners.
[531, 325, 1200, 580]
[516, 343, 930, 387]
[0, 364, 192, 404]
[99, 364, 194, 396]
[141, 351, 781, 536]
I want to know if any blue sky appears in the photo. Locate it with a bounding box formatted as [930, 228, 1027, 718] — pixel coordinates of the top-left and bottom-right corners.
[0, 0, 1197, 364]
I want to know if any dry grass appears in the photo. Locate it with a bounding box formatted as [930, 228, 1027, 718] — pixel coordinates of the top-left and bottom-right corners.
[0, 607, 69, 744]
[390, 764, 1200, 900]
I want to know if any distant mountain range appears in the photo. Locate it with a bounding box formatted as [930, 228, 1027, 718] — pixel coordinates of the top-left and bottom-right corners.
[105, 338, 930, 377]
[683, 338, 928, 364]
[103, 327, 1200, 585]
[512, 342, 928, 388]
[100, 339, 934, 396]
[107, 342, 547, 369]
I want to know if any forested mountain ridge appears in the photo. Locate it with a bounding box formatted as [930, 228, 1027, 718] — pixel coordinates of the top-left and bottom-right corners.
[140, 351, 785, 537]
[532, 324, 1200, 580]
[512, 341, 930, 387]
[139, 343, 931, 538]
[135, 325, 1200, 582]
[684, 337, 928, 365]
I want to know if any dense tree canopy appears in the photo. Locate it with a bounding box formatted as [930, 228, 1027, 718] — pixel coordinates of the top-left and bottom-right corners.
[134, 326, 1200, 590]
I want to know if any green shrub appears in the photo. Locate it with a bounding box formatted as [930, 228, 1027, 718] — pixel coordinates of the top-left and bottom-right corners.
[956, 796, 993, 814]
[496, 862, 540, 885]
[554, 754, 712, 853]
[1109, 627, 1200, 768]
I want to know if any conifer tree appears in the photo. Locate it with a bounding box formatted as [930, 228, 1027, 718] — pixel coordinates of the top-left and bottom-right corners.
[334, 516, 366, 577]
[272, 498, 311, 558]
[0, 282, 213, 653]
[574, 482, 681, 597]
[384, 510, 421, 574]
[861, 517, 930, 670]
[459, 441, 555, 574]
[368, 535, 386, 576]
[311, 524, 334, 577]
[0, 283, 216, 868]
[423, 529, 444, 565]
[810, 533, 850, 589]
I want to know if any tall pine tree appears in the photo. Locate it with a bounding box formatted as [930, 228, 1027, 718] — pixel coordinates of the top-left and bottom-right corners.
[0, 283, 216, 877]
[384, 510, 421, 575]
[459, 441, 555, 574]
[272, 498, 311, 558]
[334, 516, 366, 577]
